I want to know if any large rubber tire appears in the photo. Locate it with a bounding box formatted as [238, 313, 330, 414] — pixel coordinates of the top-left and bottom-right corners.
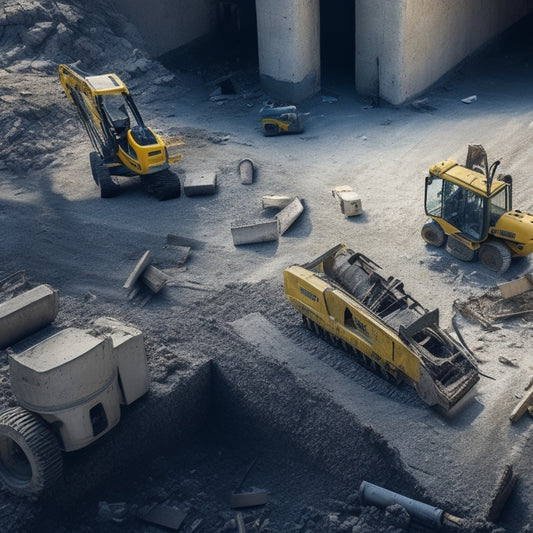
[446, 236, 477, 262]
[89, 152, 120, 198]
[421, 220, 446, 247]
[0, 407, 62, 497]
[479, 240, 512, 274]
[142, 169, 181, 201]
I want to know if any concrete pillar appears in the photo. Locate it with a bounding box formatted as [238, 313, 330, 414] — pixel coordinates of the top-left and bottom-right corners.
[256, 0, 320, 103]
[356, 0, 533, 105]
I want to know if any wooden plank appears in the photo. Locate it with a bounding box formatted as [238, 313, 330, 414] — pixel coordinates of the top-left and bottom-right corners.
[123, 250, 151, 290]
[141, 265, 169, 294]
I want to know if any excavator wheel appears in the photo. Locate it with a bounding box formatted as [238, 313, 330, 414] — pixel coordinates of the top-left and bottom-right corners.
[421, 221, 446, 247]
[89, 152, 120, 198]
[142, 170, 181, 201]
[445, 236, 477, 262]
[0, 407, 63, 497]
[479, 240, 512, 274]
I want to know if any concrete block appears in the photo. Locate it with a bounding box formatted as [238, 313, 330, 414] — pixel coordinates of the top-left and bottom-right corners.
[231, 219, 279, 246]
[262, 195, 294, 209]
[9, 327, 121, 451]
[9, 328, 116, 412]
[332, 186, 363, 216]
[276, 197, 304, 235]
[239, 158, 255, 184]
[0, 284, 59, 349]
[93, 317, 150, 406]
[124, 250, 151, 290]
[183, 172, 217, 196]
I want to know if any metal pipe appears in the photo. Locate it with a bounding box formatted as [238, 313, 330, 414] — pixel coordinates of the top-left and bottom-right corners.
[359, 481, 444, 530]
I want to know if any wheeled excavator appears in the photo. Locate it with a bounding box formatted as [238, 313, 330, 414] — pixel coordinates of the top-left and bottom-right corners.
[58, 63, 182, 200]
[421, 145, 533, 273]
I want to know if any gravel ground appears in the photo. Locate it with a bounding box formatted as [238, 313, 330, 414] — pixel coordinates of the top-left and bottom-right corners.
[2, 2, 533, 532]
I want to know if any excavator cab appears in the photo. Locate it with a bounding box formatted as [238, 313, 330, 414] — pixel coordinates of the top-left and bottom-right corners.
[421, 145, 533, 274]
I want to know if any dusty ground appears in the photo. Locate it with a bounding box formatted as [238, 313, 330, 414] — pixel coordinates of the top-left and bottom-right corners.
[2, 2, 533, 532]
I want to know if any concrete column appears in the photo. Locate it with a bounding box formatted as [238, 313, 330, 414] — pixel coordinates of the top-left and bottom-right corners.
[256, 0, 320, 103]
[356, 0, 533, 105]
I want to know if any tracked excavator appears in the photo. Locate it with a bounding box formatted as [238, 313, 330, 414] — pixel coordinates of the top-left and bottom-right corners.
[58, 63, 182, 200]
[421, 145, 533, 273]
[284, 245, 479, 411]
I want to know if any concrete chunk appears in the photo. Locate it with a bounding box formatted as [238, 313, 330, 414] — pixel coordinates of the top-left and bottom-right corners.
[262, 195, 294, 209]
[239, 158, 254, 184]
[123, 250, 151, 290]
[332, 185, 362, 216]
[231, 219, 279, 246]
[276, 197, 304, 235]
[0, 284, 59, 349]
[183, 172, 217, 196]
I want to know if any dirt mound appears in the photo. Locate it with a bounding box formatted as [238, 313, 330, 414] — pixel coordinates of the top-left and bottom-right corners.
[0, 0, 174, 173]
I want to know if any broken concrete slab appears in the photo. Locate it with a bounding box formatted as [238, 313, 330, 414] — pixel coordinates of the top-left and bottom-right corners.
[141, 264, 169, 294]
[183, 172, 217, 196]
[231, 219, 279, 246]
[137, 504, 186, 530]
[498, 274, 533, 299]
[123, 250, 151, 291]
[332, 185, 363, 217]
[166, 233, 205, 250]
[262, 194, 293, 209]
[230, 489, 268, 509]
[275, 197, 304, 235]
[239, 158, 254, 184]
[0, 284, 59, 349]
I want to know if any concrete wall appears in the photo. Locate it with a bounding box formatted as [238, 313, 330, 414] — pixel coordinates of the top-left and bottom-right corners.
[111, 0, 218, 57]
[356, 0, 533, 105]
[256, 0, 320, 103]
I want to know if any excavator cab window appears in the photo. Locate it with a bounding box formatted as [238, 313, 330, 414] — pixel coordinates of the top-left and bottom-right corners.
[101, 95, 131, 143]
[425, 175, 488, 240]
[489, 187, 510, 226]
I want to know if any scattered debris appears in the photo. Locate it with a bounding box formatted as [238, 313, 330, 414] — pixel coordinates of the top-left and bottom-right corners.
[137, 503, 186, 531]
[97, 501, 128, 523]
[236, 511, 247, 533]
[462, 95, 477, 104]
[331, 185, 363, 217]
[230, 489, 268, 509]
[360, 481, 464, 529]
[510, 386, 533, 422]
[183, 172, 217, 196]
[231, 195, 304, 245]
[455, 273, 533, 327]
[0, 284, 59, 349]
[262, 195, 293, 209]
[276, 197, 304, 235]
[498, 356, 519, 368]
[260, 104, 304, 136]
[238, 158, 255, 185]
[498, 274, 533, 299]
[123, 250, 152, 292]
[409, 98, 437, 112]
[231, 218, 279, 246]
[486, 464, 518, 523]
[123, 250, 170, 302]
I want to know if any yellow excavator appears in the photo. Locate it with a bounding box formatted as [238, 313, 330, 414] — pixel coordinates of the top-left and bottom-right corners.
[421, 145, 533, 273]
[58, 63, 182, 200]
[284, 245, 479, 412]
